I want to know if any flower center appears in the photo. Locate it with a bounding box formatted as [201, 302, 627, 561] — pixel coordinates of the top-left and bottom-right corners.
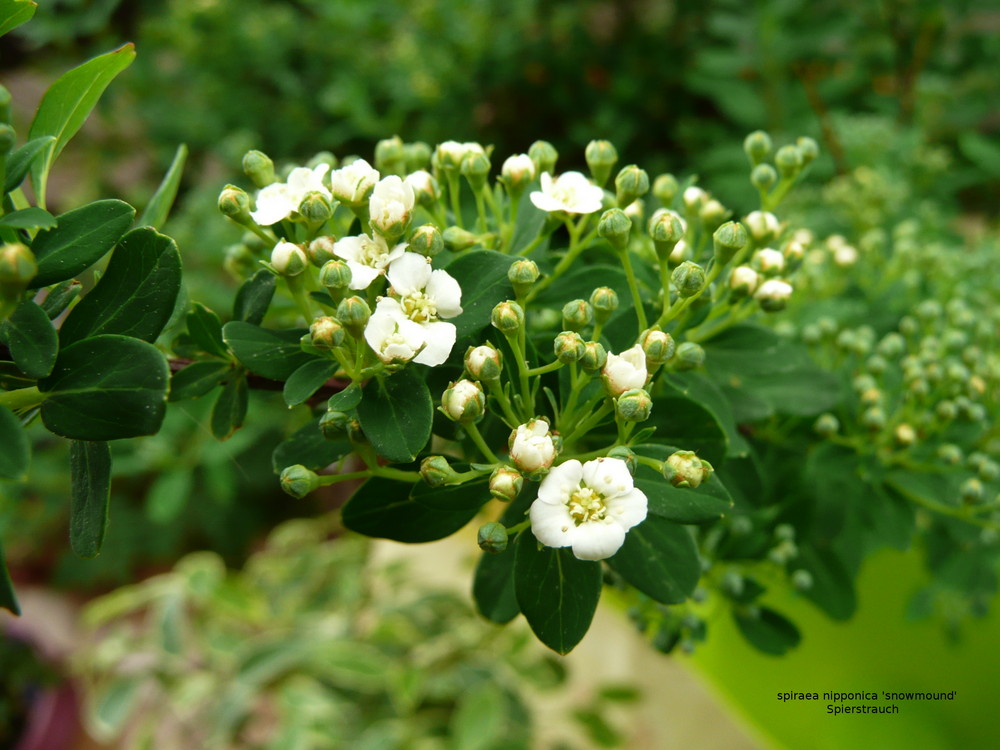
[359, 237, 392, 268]
[568, 485, 607, 525]
[400, 291, 438, 323]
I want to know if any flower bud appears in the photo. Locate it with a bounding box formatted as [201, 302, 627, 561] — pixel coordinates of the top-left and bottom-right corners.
[729, 265, 759, 299]
[648, 208, 685, 260]
[223, 243, 256, 277]
[754, 278, 793, 312]
[700, 199, 727, 228]
[597, 208, 632, 251]
[369, 176, 415, 242]
[862, 406, 886, 431]
[753, 248, 786, 275]
[307, 151, 337, 171]
[528, 140, 558, 176]
[404, 141, 432, 172]
[671, 261, 706, 298]
[606, 445, 637, 474]
[509, 419, 557, 474]
[743, 130, 772, 165]
[585, 139, 619, 187]
[652, 173, 679, 206]
[465, 344, 502, 381]
[750, 163, 778, 192]
[590, 286, 619, 323]
[894, 423, 917, 446]
[478, 521, 509, 554]
[270, 241, 307, 276]
[442, 379, 486, 423]
[580, 341, 608, 374]
[404, 170, 440, 207]
[280, 465, 320, 499]
[639, 328, 675, 367]
[813, 413, 840, 437]
[420, 455, 462, 487]
[744, 211, 780, 244]
[298, 191, 333, 224]
[319, 259, 353, 292]
[615, 164, 649, 208]
[663, 450, 713, 489]
[443, 226, 478, 252]
[979, 460, 999, 483]
[309, 316, 345, 350]
[319, 409, 351, 438]
[397, 226, 439, 261]
[791, 569, 814, 591]
[374, 135, 406, 175]
[562, 299, 594, 331]
[508, 259, 540, 298]
[796, 136, 819, 166]
[960, 478, 984, 504]
[937, 444, 963, 465]
[603, 344, 647, 395]
[219, 184, 252, 220]
[501, 154, 537, 194]
[682, 186, 707, 212]
[336, 296, 371, 338]
[461, 151, 492, 193]
[616, 388, 653, 422]
[491, 300, 525, 334]
[306, 236, 336, 267]
[623, 198, 644, 223]
[489, 466, 523, 502]
[674, 341, 705, 370]
[554, 331, 586, 363]
[775, 144, 803, 179]
[242, 150, 276, 188]
[713, 221, 748, 264]
[0, 242, 37, 293]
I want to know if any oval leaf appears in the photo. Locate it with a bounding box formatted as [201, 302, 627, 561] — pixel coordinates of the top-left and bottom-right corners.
[168, 361, 230, 402]
[138, 143, 187, 229]
[211, 376, 248, 441]
[4, 135, 55, 194]
[0, 0, 36, 38]
[222, 321, 312, 381]
[39, 334, 169, 440]
[733, 606, 801, 656]
[410, 477, 490, 512]
[473, 494, 531, 624]
[356, 368, 432, 463]
[607, 515, 701, 604]
[5, 299, 58, 378]
[0, 207, 56, 229]
[272, 421, 350, 474]
[184, 303, 229, 358]
[283, 358, 338, 407]
[0, 404, 30, 480]
[327, 382, 362, 412]
[445, 250, 515, 337]
[233, 269, 276, 325]
[69, 440, 111, 558]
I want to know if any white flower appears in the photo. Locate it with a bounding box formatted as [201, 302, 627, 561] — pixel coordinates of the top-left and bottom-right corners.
[530, 171, 604, 215]
[509, 419, 556, 473]
[435, 140, 485, 169]
[333, 233, 407, 290]
[369, 175, 415, 239]
[529, 457, 647, 561]
[381, 252, 463, 366]
[602, 345, 647, 396]
[329, 158, 379, 205]
[250, 164, 331, 226]
[364, 302, 427, 364]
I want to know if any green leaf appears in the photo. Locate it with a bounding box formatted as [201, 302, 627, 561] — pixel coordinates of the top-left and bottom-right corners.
[39, 334, 169, 440]
[0, 535, 19, 615]
[445, 250, 515, 337]
[168, 361, 230, 402]
[69, 440, 111, 558]
[271, 419, 350, 473]
[473, 494, 531, 624]
[0, 404, 29, 480]
[632, 445, 733, 523]
[733, 606, 801, 656]
[222, 321, 313, 381]
[233, 269, 276, 325]
[3, 135, 55, 193]
[327, 382, 362, 412]
[60, 227, 182, 345]
[452, 682, 508, 750]
[211, 375, 248, 440]
[608, 515, 700, 604]
[356, 368, 432, 463]
[283, 358, 338, 407]
[138, 144, 187, 228]
[29, 44, 137, 205]
[0, 207, 56, 229]
[93, 678, 139, 735]
[184, 303, 229, 358]
[29, 199, 135, 288]
[410, 477, 489, 511]
[884, 469, 964, 509]
[4, 299, 58, 378]
[534, 264, 631, 309]
[146, 468, 193, 524]
[793, 545, 857, 621]
[514, 534, 602, 654]
[643, 391, 728, 466]
[509, 186, 546, 254]
[665, 372, 749, 457]
[0, 0, 36, 37]
[342, 476, 481, 542]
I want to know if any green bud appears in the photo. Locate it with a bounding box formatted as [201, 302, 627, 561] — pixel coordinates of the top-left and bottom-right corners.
[336, 296, 371, 338]
[580, 341, 608, 374]
[700, 199, 727, 230]
[219, 184, 251, 220]
[477, 521, 509, 554]
[590, 286, 619, 323]
[648, 208, 685, 260]
[639, 328, 675, 367]
[270, 241, 307, 276]
[298, 191, 333, 224]
[750, 163, 778, 193]
[554, 331, 586, 363]
[775, 144, 803, 179]
[242, 150, 276, 188]
[280, 465, 320, 499]
[671, 261, 706, 298]
[937, 443, 963, 465]
[652, 173, 679, 206]
[508, 259, 540, 298]
[307, 236, 337, 267]
[862, 406, 886, 431]
[528, 140, 558, 176]
[441, 379, 486, 423]
[791, 569, 814, 591]
[465, 344, 502, 381]
[674, 341, 705, 370]
[0, 242, 37, 293]
[813, 413, 840, 437]
[663, 450, 713, 489]
[319, 410, 350, 438]
[491, 300, 524, 334]
[616, 388, 652, 422]
[443, 226, 478, 252]
[606, 445, 637, 474]
[0, 124, 15, 155]
[960, 477, 984, 504]
[319, 259, 352, 291]
[374, 135, 406, 174]
[403, 141, 432, 172]
[39, 280, 82, 319]
[562, 299, 594, 331]
[489, 466, 523, 503]
[461, 151, 492, 192]
[585, 139, 619, 187]
[614, 164, 650, 208]
[743, 130, 772, 165]
[501, 154, 537, 194]
[713, 221, 748, 264]
[979, 460, 999, 483]
[894, 423, 917, 446]
[408, 224, 444, 257]
[309, 316, 345, 350]
[598, 208, 632, 250]
[796, 136, 819, 166]
[420, 455, 462, 487]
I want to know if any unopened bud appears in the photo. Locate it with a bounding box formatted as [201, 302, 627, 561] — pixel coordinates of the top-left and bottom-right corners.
[814, 413, 840, 437]
[674, 341, 705, 370]
[374, 135, 406, 174]
[671, 261, 706, 298]
[489, 466, 523, 502]
[478, 522, 509, 554]
[562, 299, 594, 331]
[461, 151, 492, 192]
[580, 341, 608, 374]
[616, 388, 652, 422]
[420, 455, 462, 487]
[700, 199, 727, 228]
[465, 344, 502, 381]
[606, 445, 637, 474]
[404, 170, 440, 207]
[682, 186, 707, 212]
[270, 241, 307, 276]
[895, 423, 917, 446]
[713, 221, 748, 264]
[219, 184, 251, 220]
[775, 145, 803, 179]
[528, 140, 558, 176]
[404, 142, 432, 172]
[585, 140, 619, 187]
[409, 224, 444, 257]
[491, 300, 524, 334]
[336, 296, 371, 337]
[639, 329, 675, 366]
[319, 259, 352, 291]
[242, 150, 276, 188]
[862, 406, 886, 431]
[615, 165, 649, 208]
[744, 211, 780, 244]
[729, 266, 759, 299]
[753, 248, 786, 275]
[443, 226, 478, 252]
[501, 154, 537, 195]
[663, 450, 713, 489]
[652, 174, 679, 206]
[754, 278, 793, 312]
[960, 478, 984, 505]
[0, 242, 37, 292]
[280, 465, 320, 499]
[441, 379, 486, 423]
[743, 130, 772, 165]
[297, 191, 333, 224]
[508, 259, 540, 298]
[308, 236, 337, 267]
[598, 208, 632, 250]
[791, 569, 814, 591]
[648, 209, 685, 260]
[750, 163, 778, 192]
[554, 331, 586, 363]
[796, 137, 819, 166]
[590, 286, 619, 323]
[309, 316, 345, 350]
[319, 410, 350, 439]
[937, 444, 963, 465]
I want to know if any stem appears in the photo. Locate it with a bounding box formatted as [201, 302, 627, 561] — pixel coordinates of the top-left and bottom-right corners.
[526, 217, 589, 301]
[315, 470, 372, 486]
[526, 359, 564, 377]
[635, 455, 663, 472]
[447, 173, 464, 229]
[506, 519, 531, 536]
[504, 190, 522, 249]
[0, 386, 44, 411]
[473, 189, 489, 234]
[504, 332, 533, 417]
[464, 421, 501, 464]
[485, 378, 520, 427]
[285, 274, 316, 324]
[561, 400, 613, 448]
[373, 466, 422, 482]
[619, 248, 647, 332]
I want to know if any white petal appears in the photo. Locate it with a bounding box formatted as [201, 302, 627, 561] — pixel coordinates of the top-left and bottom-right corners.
[530, 191, 563, 213]
[605, 489, 648, 531]
[529, 499, 575, 549]
[333, 236, 366, 263]
[537, 460, 583, 505]
[569, 522, 626, 561]
[581, 457, 633, 499]
[387, 252, 432, 295]
[373, 297, 406, 317]
[412, 321, 456, 366]
[250, 184, 295, 226]
[426, 270, 463, 318]
[363, 310, 397, 352]
[346, 261, 380, 290]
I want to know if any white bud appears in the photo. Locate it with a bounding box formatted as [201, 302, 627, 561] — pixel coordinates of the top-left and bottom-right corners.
[509, 419, 557, 473]
[270, 241, 307, 276]
[602, 344, 648, 396]
[754, 247, 786, 274]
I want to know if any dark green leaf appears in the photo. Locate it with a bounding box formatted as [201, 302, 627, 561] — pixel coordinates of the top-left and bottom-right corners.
[445, 250, 515, 337]
[60, 227, 182, 345]
[146, 468, 193, 524]
[473, 495, 531, 624]
[884, 469, 964, 509]
[233, 269, 276, 325]
[0, 536, 19, 615]
[29, 44, 136, 202]
[514, 534, 602, 654]
[509, 187, 546, 254]
[3, 135, 55, 193]
[222, 321, 312, 381]
[664, 372, 749, 458]
[5, 299, 57, 378]
[184, 303, 229, 358]
[0, 207, 56, 229]
[169, 361, 231, 402]
[793, 545, 856, 621]
[733, 606, 801, 656]
[356, 368, 432, 463]
[608, 515, 700, 604]
[271, 420, 350, 473]
[39, 334, 168, 440]
[342, 476, 481, 542]
[69, 440, 111, 558]
[283, 358, 338, 407]
[0, 404, 29, 480]
[211, 375, 248, 440]
[643, 392, 728, 466]
[410, 477, 490, 511]
[138, 144, 187, 228]
[327, 382, 362, 412]
[534, 264, 631, 310]
[0, 0, 36, 38]
[29, 199, 135, 288]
